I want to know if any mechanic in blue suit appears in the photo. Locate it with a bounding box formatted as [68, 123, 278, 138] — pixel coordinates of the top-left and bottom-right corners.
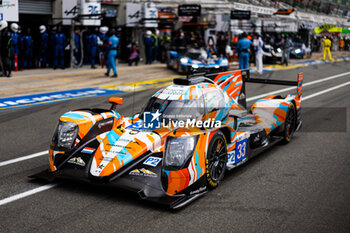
[74, 29, 81, 65]
[39, 25, 49, 67]
[144, 30, 154, 64]
[9, 23, 20, 70]
[235, 33, 252, 70]
[89, 29, 98, 69]
[53, 27, 67, 69]
[84, 30, 91, 65]
[105, 29, 119, 78]
[22, 28, 34, 68]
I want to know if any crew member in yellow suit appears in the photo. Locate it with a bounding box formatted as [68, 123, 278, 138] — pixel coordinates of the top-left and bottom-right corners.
[322, 37, 333, 61]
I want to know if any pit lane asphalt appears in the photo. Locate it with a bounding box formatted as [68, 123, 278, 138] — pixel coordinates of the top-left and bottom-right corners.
[0, 62, 349, 232]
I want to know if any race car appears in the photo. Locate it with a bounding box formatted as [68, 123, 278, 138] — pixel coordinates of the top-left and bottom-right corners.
[290, 42, 312, 59]
[262, 44, 283, 63]
[167, 48, 229, 74]
[32, 69, 303, 209]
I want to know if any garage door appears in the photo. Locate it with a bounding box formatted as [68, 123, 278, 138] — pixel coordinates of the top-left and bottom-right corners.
[19, 0, 52, 15]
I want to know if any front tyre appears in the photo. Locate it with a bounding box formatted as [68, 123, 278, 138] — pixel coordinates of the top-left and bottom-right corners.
[206, 131, 227, 189]
[283, 103, 296, 143]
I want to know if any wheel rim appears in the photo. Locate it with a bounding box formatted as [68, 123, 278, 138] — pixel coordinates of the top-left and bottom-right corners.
[286, 107, 296, 138]
[208, 138, 227, 182]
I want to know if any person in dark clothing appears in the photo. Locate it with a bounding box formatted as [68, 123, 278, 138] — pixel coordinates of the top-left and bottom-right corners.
[216, 32, 227, 57]
[0, 21, 12, 77]
[39, 25, 49, 68]
[159, 32, 171, 63]
[53, 27, 67, 69]
[98, 26, 109, 68]
[144, 30, 154, 64]
[9, 23, 20, 70]
[175, 32, 187, 55]
[84, 30, 91, 65]
[74, 29, 81, 65]
[128, 43, 140, 66]
[89, 29, 98, 69]
[22, 28, 34, 69]
[280, 35, 293, 66]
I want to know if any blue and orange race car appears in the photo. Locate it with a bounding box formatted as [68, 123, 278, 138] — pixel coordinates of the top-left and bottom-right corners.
[32, 69, 303, 209]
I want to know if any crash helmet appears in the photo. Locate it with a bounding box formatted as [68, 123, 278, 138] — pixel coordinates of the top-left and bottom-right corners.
[0, 20, 8, 31]
[10, 23, 19, 33]
[145, 30, 152, 38]
[39, 25, 46, 33]
[100, 26, 109, 34]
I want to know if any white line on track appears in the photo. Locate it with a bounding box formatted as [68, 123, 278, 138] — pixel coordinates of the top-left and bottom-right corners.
[247, 70, 350, 102]
[0, 72, 350, 206]
[302, 81, 350, 101]
[0, 151, 48, 167]
[0, 184, 57, 206]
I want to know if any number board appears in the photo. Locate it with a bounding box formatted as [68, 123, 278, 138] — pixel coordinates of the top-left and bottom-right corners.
[235, 139, 247, 163]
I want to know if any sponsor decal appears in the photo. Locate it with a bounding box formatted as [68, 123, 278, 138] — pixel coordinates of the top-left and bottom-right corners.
[143, 110, 221, 130]
[0, 88, 123, 111]
[163, 118, 221, 128]
[143, 111, 161, 130]
[162, 88, 185, 96]
[81, 147, 95, 154]
[143, 156, 162, 167]
[190, 186, 207, 195]
[129, 168, 157, 177]
[68, 157, 86, 166]
[97, 119, 114, 128]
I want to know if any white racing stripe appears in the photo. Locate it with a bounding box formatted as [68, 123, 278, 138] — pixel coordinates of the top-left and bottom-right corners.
[0, 78, 350, 206]
[247, 71, 350, 102]
[0, 184, 57, 206]
[0, 151, 48, 167]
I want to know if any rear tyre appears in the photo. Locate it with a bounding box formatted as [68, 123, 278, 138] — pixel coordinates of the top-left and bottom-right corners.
[283, 103, 296, 143]
[206, 131, 227, 189]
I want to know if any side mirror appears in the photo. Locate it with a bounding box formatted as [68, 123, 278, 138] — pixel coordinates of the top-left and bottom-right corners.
[109, 97, 123, 110]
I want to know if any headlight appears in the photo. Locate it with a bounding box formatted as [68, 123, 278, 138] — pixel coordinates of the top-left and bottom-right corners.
[277, 48, 282, 53]
[221, 59, 228, 66]
[214, 65, 220, 69]
[192, 64, 199, 69]
[180, 58, 188, 64]
[294, 49, 301, 53]
[164, 136, 197, 168]
[53, 121, 78, 149]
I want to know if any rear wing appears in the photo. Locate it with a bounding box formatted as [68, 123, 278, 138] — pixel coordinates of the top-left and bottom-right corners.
[205, 70, 303, 108]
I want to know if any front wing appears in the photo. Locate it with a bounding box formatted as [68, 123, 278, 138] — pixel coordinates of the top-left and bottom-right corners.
[30, 152, 207, 209]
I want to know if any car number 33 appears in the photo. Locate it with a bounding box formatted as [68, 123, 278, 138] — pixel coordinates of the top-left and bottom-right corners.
[236, 139, 247, 162]
[227, 139, 247, 165]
